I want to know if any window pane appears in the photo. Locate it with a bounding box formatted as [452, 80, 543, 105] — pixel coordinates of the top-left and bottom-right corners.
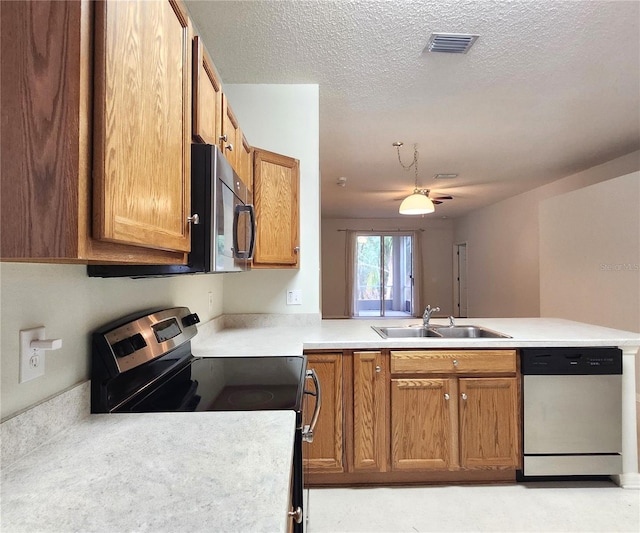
[356, 235, 381, 316]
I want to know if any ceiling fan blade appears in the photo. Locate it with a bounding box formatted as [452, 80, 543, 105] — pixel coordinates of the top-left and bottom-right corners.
[431, 195, 453, 201]
[432, 200, 444, 205]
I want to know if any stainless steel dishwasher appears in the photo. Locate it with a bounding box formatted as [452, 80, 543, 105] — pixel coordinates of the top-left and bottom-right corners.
[521, 347, 623, 476]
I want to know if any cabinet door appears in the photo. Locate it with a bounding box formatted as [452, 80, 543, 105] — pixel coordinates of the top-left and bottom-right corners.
[303, 353, 343, 473]
[93, 0, 191, 252]
[238, 133, 253, 192]
[192, 35, 222, 145]
[459, 377, 519, 468]
[353, 351, 387, 472]
[220, 95, 240, 172]
[1, 0, 85, 259]
[252, 148, 300, 267]
[391, 378, 456, 470]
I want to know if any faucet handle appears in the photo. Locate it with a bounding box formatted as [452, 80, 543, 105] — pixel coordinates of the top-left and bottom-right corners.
[423, 305, 441, 326]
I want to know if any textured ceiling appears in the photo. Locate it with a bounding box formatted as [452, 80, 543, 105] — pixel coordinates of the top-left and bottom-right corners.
[185, 0, 640, 219]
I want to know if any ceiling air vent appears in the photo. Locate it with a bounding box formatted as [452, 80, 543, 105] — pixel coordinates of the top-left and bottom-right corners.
[425, 33, 479, 54]
[434, 173, 458, 180]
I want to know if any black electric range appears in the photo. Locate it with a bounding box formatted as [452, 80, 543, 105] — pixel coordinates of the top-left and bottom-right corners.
[91, 307, 319, 532]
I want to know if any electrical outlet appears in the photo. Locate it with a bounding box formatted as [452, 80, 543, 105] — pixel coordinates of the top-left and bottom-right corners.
[208, 292, 214, 312]
[20, 327, 46, 383]
[286, 289, 302, 305]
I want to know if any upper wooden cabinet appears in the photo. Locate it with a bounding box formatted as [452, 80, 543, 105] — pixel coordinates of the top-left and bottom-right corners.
[93, 0, 192, 252]
[220, 96, 241, 171]
[252, 148, 300, 268]
[192, 35, 222, 146]
[0, 0, 188, 263]
[238, 133, 253, 192]
[191, 37, 252, 190]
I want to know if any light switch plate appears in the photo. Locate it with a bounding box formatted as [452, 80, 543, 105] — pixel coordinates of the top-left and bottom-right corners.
[286, 290, 302, 305]
[20, 327, 46, 383]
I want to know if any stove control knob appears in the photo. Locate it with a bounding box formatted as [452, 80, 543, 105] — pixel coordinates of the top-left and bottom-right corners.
[182, 313, 200, 328]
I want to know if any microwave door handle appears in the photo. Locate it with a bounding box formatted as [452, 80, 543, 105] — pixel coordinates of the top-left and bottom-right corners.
[247, 204, 256, 259]
[232, 204, 255, 260]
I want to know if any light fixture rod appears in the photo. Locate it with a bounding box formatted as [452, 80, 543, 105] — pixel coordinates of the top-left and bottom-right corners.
[395, 142, 420, 190]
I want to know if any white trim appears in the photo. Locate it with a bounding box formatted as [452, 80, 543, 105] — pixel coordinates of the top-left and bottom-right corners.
[612, 472, 640, 489]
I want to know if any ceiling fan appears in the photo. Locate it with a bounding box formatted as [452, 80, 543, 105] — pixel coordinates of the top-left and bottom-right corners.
[415, 189, 453, 205]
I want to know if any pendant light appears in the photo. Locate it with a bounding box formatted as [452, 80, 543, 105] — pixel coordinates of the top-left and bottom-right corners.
[394, 142, 435, 215]
[399, 190, 435, 215]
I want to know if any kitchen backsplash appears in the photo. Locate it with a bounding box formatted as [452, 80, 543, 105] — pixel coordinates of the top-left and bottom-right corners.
[1, 382, 90, 468]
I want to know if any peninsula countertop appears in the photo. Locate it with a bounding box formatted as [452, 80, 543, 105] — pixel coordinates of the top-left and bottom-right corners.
[1, 411, 296, 533]
[192, 317, 640, 357]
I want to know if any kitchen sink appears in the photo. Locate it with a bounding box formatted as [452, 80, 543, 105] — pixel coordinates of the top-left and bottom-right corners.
[429, 326, 511, 338]
[371, 326, 442, 338]
[371, 325, 511, 339]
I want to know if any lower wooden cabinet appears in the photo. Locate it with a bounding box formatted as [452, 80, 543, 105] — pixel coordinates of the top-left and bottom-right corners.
[459, 377, 519, 468]
[304, 348, 521, 486]
[353, 351, 387, 472]
[303, 353, 344, 473]
[390, 378, 455, 471]
[390, 375, 519, 471]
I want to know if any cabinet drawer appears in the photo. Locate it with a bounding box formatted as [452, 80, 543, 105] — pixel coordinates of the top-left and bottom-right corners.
[390, 350, 517, 375]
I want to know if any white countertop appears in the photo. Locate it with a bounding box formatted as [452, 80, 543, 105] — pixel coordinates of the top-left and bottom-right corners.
[1, 411, 296, 533]
[192, 317, 640, 357]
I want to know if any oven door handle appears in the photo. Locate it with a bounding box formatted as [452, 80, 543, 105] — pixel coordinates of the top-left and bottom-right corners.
[302, 369, 321, 443]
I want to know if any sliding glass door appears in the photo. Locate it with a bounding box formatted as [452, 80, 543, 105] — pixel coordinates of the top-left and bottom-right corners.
[355, 233, 413, 317]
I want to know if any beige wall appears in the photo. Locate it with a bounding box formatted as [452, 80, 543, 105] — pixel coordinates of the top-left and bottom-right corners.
[321, 217, 454, 318]
[454, 150, 640, 317]
[222, 84, 321, 315]
[539, 172, 639, 332]
[0, 265, 224, 419]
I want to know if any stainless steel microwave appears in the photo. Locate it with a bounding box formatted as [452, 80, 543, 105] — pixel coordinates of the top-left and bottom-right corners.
[88, 144, 256, 277]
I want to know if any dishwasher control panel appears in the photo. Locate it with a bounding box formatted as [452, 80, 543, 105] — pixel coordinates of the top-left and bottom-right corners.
[521, 347, 622, 375]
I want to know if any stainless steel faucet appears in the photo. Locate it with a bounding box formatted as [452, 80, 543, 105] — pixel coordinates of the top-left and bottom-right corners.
[423, 305, 440, 326]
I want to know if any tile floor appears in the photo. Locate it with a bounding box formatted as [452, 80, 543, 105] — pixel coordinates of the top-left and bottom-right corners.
[306, 481, 639, 532]
[306, 396, 640, 532]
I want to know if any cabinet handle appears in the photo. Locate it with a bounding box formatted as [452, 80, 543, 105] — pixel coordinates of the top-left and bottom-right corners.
[288, 507, 303, 524]
[461, 392, 467, 400]
[452, 359, 459, 366]
[187, 214, 200, 225]
[375, 365, 381, 373]
[293, 246, 300, 254]
[219, 134, 228, 142]
[444, 393, 450, 400]
[225, 143, 234, 152]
